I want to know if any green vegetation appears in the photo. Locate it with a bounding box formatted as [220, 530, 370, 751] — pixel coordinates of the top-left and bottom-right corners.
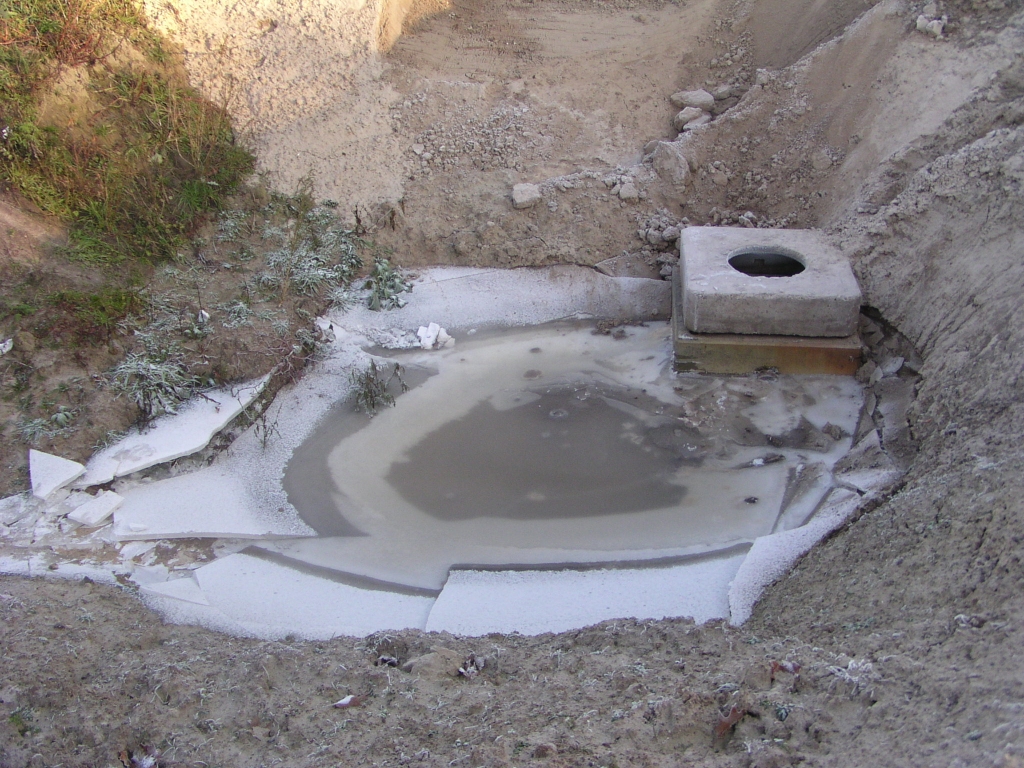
[47, 286, 142, 339]
[0, 0, 254, 265]
[364, 256, 412, 311]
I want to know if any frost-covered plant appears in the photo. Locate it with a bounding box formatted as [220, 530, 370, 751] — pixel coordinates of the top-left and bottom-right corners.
[18, 418, 54, 444]
[215, 209, 247, 242]
[110, 353, 199, 422]
[364, 257, 412, 311]
[259, 205, 362, 297]
[16, 407, 77, 443]
[219, 299, 255, 328]
[350, 360, 408, 415]
[327, 285, 358, 312]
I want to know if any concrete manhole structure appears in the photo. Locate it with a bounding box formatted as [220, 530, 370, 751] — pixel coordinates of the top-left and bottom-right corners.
[674, 227, 864, 375]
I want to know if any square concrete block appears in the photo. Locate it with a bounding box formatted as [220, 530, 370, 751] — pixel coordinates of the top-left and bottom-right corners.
[680, 227, 861, 337]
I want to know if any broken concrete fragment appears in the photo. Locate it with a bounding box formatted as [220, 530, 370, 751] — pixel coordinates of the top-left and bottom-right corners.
[29, 450, 85, 501]
[672, 107, 704, 131]
[67, 490, 123, 528]
[670, 88, 715, 111]
[511, 183, 541, 209]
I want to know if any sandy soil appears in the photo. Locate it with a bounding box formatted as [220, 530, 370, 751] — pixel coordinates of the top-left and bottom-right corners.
[3, 0, 1024, 766]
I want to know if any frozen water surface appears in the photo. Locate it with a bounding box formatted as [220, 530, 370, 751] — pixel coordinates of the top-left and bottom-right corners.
[279, 322, 863, 591]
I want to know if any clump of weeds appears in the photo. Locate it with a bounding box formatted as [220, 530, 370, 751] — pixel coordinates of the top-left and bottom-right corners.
[350, 360, 408, 416]
[364, 256, 412, 310]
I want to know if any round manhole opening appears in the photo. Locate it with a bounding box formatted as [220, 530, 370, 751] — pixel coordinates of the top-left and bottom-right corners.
[728, 247, 806, 277]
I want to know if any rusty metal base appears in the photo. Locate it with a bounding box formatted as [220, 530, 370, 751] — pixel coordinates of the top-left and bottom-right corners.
[672, 268, 862, 375]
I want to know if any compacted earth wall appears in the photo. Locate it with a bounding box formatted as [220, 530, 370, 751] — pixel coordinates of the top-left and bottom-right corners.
[1, 1, 1023, 766]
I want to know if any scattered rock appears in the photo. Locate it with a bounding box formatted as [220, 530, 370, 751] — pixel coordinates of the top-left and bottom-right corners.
[650, 141, 692, 192]
[670, 88, 715, 111]
[618, 181, 640, 202]
[916, 13, 947, 38]
[511, 183, 541, 209]
[401, 647, 465, 679]
[810, 150, 833, 170]
[672, 106, 704, 131]
[14, 331, 36, 355]
[712, 84, 736, 100]
[532, 744, 557, 758]
[682, 113, 712, 131]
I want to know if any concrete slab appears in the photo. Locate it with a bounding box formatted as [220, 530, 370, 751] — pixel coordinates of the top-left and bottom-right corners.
[331, 266, 672, 336]
[76, 377, 268, 488]
[680, 227, 861, 337]
[425, 550, 748, 636]
[29, 450, 85, 500]
[113, 467, 314, 541]
[66, 490, 123, 528]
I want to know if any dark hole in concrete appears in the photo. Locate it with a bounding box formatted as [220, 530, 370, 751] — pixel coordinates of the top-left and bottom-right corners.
[728, 248, 806, 277]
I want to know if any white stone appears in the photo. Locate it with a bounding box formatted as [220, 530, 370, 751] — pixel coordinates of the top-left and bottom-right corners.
[916, 14, 946, 37]
[0, 339, 12, 356]
[76, 377, 267, 488]
[670, 89, 715, 111]
[29, 450, 85, 500]
[67, 491, 123, 528]
[680, 227, 862, 337]
[511, 183, 541, 209]
[417, 322, 441, 349]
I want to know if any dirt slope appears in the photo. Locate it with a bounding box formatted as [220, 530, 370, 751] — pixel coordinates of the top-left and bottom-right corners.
[2, 1, 1024, 767]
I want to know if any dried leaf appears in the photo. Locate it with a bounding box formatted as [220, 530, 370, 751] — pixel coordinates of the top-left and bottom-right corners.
[714, 705, 746, 739]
